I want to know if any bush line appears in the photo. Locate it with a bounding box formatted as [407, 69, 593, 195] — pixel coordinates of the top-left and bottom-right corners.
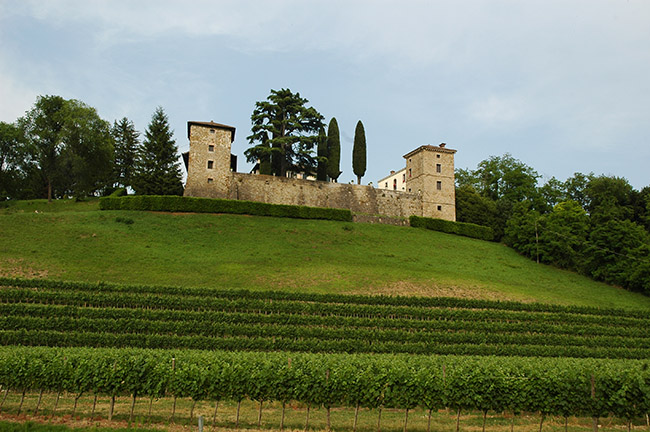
[409, 215, 494, 241]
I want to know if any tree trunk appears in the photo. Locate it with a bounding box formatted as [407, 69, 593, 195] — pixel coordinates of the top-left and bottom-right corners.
[539, 413, 545, 432]
[327, 406, 331, 431]
[280, 401, 286, 431]
[257, 400, 263, 427]
[148, 397, 154, 423]
[212, 400, 219, 425]
[235, 399, 241, 429]
[171, 395, 177, 423]
[511, 414, 515, 432]
[72, 393, 82, 418]
[108, 394, 116, 422]
[52, 391, 61, 418]
[304, 403, 310, 431]
[357, 175, 362, 185]
[404, 408, 409, 432]
[377, 406, 382, 432]
[565, 416, 568, 432]
[456, 408, 461, 432]
[130, 394, 137, 423]
[91, 394, 98, 419]
[47, 179, 52, 203]
[190, 399, 197, 422]
[34, 389, 44, 415]
[482, 410, 487, 432]
[353, 403, 359, 432]
[17, 390, 26, 415]
[427, 408, 433, 432]
[592, 417, 599, 432]
[0, 388, 8, 413]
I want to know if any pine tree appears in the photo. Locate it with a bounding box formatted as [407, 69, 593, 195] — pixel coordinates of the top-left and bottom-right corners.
[352, 120, 366, 185]
[132, 107, 183, 196]
[326, 118, 341, 181]
[111, 117, 139, 189]
[316, 126, 328, 181]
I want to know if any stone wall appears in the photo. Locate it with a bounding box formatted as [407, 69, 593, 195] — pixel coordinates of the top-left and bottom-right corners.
[230, 173, 423, 220]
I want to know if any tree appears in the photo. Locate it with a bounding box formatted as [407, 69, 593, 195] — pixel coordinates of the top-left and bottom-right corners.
[326, 118, 341, 181]
[585, 175, 636, 222]
[245, 89, 324, 178]
[19, 95, 113, 201]
[539, 201, 589, 270]
[473, 154, 540, 203]
[316, 126, 328, 181]
[0, 121, 29, 200]
[352, 120, 366, 185]
[111, 117, 140, 189]
[132, 107, 183, 196]
[455, 185, 499, 233]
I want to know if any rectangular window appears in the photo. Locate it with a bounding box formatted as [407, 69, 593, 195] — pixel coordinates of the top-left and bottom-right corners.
[437, 205, 442, 211]
[402, 173, 405, 182]
[436, 181, 442, 190]
[409, 168, 412, 178]
[207, 160, 214, 169]
[393, 179, 397, 190]
[436, 154, 441, 158]
[208, 145, 214, 152]
[436, 163, 441, 173]
[207, 178, 214, 184]
[385, 182, 388, 188]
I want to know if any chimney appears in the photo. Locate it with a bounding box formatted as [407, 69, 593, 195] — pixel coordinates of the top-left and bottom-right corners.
[390, 170, 395, 174]
[439, 143, 446, 148]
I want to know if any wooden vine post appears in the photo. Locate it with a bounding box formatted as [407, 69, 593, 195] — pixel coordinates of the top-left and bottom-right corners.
[108, 361, 117, 422]
[326, 369, 331, 432]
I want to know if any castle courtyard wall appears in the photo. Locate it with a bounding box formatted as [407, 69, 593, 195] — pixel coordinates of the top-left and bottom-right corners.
[229, 173, 423, 220]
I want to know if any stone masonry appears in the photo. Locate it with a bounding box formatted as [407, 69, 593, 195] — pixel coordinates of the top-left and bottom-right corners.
[183, 121, 456, 222]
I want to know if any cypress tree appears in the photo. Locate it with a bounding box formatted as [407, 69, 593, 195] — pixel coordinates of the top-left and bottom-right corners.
[132, 107, 183, 195]
[352, 120, 366, 185]
[326, 118, 341, 181]
[316, 126, 328, 181]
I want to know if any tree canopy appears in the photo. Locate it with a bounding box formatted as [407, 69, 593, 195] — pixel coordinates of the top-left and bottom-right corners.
[326, 118, 341, 181]
[132, 107, 183, 196]
[245, 89, 324, 178]
[352, 120, 366, 185]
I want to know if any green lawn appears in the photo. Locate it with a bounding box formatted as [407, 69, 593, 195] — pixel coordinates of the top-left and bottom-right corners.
[1, 199, 649, 310]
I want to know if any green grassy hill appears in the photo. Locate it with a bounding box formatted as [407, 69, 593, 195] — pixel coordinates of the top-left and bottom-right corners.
[1, 199, 649, 310]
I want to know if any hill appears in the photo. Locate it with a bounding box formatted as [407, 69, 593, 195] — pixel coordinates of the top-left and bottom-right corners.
[1, 199, 649, 311]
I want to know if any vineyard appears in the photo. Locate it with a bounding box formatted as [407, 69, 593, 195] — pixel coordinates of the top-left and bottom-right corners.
[1, 277, 650, 430]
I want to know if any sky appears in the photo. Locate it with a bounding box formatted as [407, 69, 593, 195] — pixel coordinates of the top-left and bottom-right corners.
[1, 0, 649, 189]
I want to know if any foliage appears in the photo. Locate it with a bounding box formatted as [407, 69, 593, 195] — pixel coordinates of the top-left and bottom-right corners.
[131, 107, 183, 196]
[455, 186, 499, 235]
[245, 89, 324, 178]
[410, 215, 494, 241]
[1, 346, 650, 419]
[18, 95, 113, 200]
[99, 195, 353, 222]
[0, 121, 30, 200]
[316, 126, 328, 181]
[352, 120, 366, 185]
[326, 118, 341, 181]
[111, 117, 139, 189]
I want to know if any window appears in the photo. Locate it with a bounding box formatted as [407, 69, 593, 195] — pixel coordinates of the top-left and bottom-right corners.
[208, 145, 214, 152]
[436, 154, 441, 158]
[408, 168, 412, 178]
[436, 181, 442, 190]
[437, 205, 442, 211]
[402, 173, 405, 182]
[393, 179, 397, 190]
[207, 178, 214, 184]
[385, 182, 388, 188]
[436, 163, 441, 173]
[210, 129, 215, 134]
[207, 160, 214, 169]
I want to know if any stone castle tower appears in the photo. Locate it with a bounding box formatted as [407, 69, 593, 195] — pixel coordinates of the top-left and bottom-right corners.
[404, 144, 457, 221]
[183, 121, 236, 199]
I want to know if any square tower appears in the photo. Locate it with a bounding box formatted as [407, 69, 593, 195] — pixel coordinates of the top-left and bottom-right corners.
[404, 144, 456, 221]
[183, 121, 236, 199]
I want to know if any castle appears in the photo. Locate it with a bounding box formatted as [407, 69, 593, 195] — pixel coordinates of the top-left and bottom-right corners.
[183, 121, 456, 223]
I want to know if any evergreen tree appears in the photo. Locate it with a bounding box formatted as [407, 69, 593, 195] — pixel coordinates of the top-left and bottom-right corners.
[326, 118, 341, 181]
[316, 126, 328, 181]
[132, 107, 183, 196]
[245, 89, 324, 177]
[258, 132, 272, 176]
[352, 120, 366, 185]
[111, 117, 139, 189]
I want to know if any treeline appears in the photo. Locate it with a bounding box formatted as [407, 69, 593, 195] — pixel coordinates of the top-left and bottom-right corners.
[0, 96, 184, 202]
[456, 154, 650, 295]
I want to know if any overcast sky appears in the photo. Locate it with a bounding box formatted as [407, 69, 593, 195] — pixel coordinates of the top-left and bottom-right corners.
[1, 0, 649, 189]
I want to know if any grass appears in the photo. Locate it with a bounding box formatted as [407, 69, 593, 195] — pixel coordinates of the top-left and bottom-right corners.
[1, 200, 649, 310]
[0, 391, 645, 432]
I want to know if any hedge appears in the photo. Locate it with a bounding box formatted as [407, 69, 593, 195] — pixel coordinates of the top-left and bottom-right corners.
[410, 215, 494, 241]
[99, 195, 353, 222]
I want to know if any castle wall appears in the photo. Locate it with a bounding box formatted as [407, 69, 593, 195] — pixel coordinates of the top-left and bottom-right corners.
[230, 173, 423, 220]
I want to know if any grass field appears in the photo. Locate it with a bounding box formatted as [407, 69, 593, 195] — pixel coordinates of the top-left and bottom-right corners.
[1, 199, 649, 310]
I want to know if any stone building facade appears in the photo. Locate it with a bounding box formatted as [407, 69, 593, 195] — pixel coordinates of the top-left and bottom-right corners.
[183, 121, 457, 222]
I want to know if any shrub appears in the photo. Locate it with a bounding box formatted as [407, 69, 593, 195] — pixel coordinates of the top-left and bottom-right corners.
[410, 215, 494, 241]
[99, 195, 353, 222]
